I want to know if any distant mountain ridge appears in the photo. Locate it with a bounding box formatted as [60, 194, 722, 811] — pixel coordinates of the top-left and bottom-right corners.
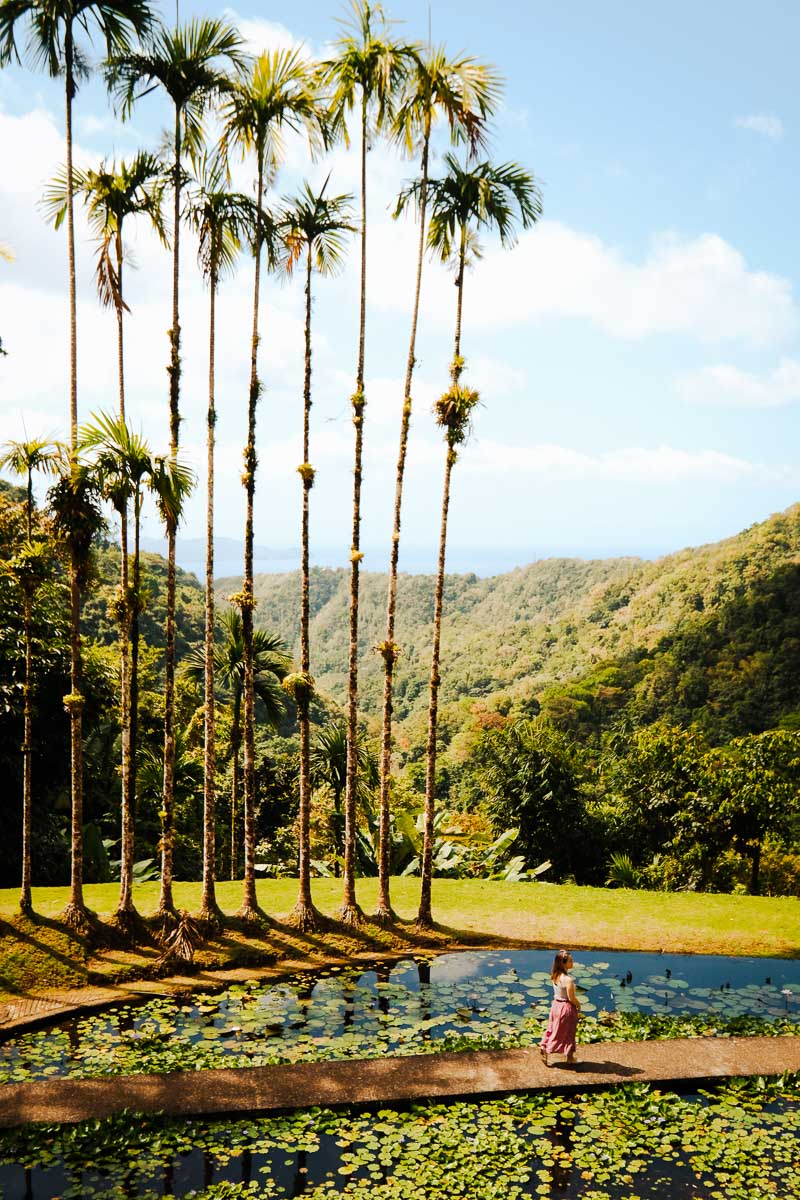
[217, 503, 800, 753]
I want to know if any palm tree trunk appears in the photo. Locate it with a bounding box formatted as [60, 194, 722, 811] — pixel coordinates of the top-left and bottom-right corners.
[230, 708, 241, 880]
[417, 243, 466, 931]
[199, 266, 219, 921]
[128, 489, 142, 890]
[65, 33, 78, 449]
[340, 92, 369, 926]
[20, 587, 33, 915]
[291, 246, 317, 930]
[20, 474, 34, 915]
[239, 159, 265, 921]
[376, 124, 432, 924]
[117, 498, 135, 920]
[157, 104, 183, 922]
[62, 34, 88, 931]
[116, 237, 126, 418]
[64, 548, 87, 926]
[417, 446, 454, 929]
[750, 842, 762, 895]
[115, 243, 136, 925]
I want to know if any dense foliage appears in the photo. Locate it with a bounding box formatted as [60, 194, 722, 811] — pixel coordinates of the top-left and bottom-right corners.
[239, 504, 800, 754]
[3, 485, 800, 894]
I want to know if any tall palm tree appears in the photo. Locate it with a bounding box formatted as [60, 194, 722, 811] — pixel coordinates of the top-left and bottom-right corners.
[374, 48, 501, 923]
[79, 412, 152, 928]
[221, 48, 323, 921]
[45, 158, 164, 928]
[315, 0, 414, 925]
[185, 152, 256, 920]
[278, 180, 355, 929]
[414, 155, 542, 928]
[187, 610, 290, 882]
[107, 16, 244, 920]
[0, 437, 62, 913]
[1, 0, 154, 929]
[46, 450, 105, 925]
[148, 452, 195, 919]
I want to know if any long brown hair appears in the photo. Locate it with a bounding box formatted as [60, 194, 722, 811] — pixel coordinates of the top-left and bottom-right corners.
[550, 949, 571, 982]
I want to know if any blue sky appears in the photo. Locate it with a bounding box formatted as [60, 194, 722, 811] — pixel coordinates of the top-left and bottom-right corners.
[1, 0, 798, 574]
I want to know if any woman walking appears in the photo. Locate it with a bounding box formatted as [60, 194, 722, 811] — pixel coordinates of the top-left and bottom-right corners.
[540, 950, 581, 1067]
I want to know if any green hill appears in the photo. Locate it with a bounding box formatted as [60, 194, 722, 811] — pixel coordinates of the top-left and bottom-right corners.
[218, 503, 800, 754]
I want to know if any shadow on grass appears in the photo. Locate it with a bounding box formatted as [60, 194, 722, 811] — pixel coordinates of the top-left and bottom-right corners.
[0, 913, 88, 997]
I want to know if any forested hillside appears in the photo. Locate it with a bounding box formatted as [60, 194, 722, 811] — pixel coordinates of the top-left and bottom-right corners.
[222, 503, 800, 755]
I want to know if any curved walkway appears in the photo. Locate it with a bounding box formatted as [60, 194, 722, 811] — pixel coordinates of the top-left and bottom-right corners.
[2, 1036, 799, 1128]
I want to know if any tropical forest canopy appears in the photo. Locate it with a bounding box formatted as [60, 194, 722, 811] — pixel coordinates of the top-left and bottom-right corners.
[2, 480, 799, 899]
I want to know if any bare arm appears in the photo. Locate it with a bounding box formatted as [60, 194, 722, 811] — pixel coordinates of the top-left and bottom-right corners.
[566, 976, 580, 1011]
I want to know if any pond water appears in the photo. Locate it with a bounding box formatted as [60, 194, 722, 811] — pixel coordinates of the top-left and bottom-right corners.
[2, 948, 799, 1085]
[1, 1077, 798, 1198]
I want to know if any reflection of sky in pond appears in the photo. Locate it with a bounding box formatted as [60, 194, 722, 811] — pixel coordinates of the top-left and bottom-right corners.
[1, 948, 799, 1084]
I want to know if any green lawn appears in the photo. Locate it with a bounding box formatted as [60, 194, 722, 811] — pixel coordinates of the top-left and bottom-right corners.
[1, 877, 797, 958]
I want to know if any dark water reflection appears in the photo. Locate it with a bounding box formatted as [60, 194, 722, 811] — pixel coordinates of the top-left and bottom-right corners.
[1, 1088, 797, 1199]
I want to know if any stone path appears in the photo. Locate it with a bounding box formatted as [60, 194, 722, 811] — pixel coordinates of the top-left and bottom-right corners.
[2, 1036, 799, 1128]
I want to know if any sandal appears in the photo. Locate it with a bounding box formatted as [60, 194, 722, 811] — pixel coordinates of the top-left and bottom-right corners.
[539, 1045, 549, 1065]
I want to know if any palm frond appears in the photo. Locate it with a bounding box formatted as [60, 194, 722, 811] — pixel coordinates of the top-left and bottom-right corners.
[315, 0, 415, 145]
[149, 453, 195, 534]
[276, 179, 355, 278]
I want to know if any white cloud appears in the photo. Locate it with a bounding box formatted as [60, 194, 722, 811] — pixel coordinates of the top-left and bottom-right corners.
[370, 219, 798, 347]
[734, 113, 784, 142]
[463, 440, 776, 485]
[677, 359, 800, 408]
[224, 9, 312, 58]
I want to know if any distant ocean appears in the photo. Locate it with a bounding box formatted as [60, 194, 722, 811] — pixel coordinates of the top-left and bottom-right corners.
[140, 536, 655, 582]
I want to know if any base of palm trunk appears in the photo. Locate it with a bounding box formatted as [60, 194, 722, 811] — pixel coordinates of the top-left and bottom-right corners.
[61, 901, 91, 933]
[196, 904, 224, 932]
[338, 901, 363, 927]
[19, 895, 32, 917]
[287, 899, 320, 931]
[415, 909, 434, 932]
[152, 906, 179, 942]
[373, 904, 397, 926]
[110, 904, 144, 942]
[236, 904, 263, 924]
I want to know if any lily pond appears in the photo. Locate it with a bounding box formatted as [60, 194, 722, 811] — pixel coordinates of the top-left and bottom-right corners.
[2, 1076, 800, 1199]
[1, 948, 799, 1085]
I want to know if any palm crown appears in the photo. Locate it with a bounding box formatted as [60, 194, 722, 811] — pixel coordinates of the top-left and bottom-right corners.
[413, 152, 542, 265]
[149, 453, 195, 537]
[278, 180, 355, 277]
[391, 46, 502, 158]
[0, 0, 153, 83]
[221, 48, 324, 176]
[79, 410, 152, 514]
[43, 152, 166, 311]
[315, 0, 415, 142]
[187, 609, 291, 730]
[185, 151, 258, 287]
[106, 17, 245, 156]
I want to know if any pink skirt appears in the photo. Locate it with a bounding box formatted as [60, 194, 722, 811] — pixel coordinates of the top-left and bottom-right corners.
[541, 998, 578, 1054]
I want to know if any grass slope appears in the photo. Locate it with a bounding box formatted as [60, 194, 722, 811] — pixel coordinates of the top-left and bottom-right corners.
[0, 879, 796, 998]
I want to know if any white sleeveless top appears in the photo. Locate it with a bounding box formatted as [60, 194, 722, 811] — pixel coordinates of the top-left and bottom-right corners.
[553, 973, 572, 1001]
